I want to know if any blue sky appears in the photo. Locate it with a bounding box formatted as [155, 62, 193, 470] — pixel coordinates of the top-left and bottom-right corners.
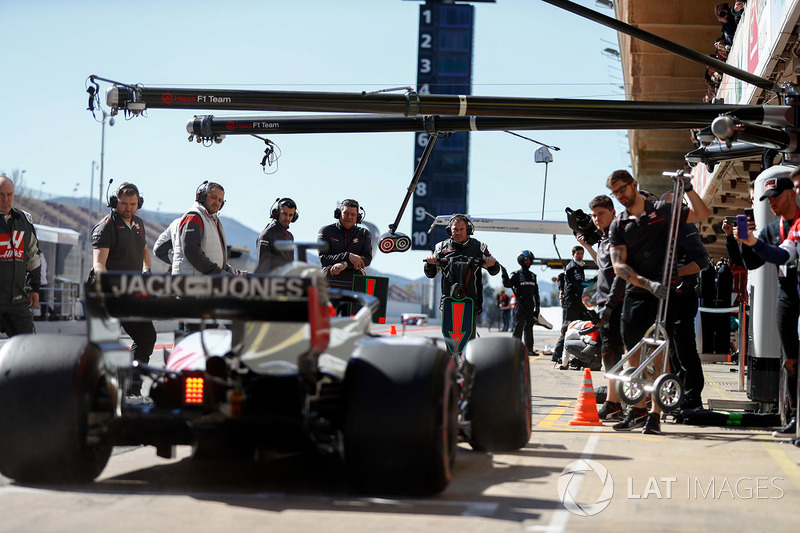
[0, 0, 632, 286]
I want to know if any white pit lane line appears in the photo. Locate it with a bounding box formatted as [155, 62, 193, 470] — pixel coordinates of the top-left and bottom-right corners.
[526, 429, 602, 532]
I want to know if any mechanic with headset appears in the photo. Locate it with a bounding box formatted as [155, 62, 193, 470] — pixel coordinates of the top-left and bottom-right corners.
[91, 181, 155, 395]
[171, 181, 239, 276]
[424, 214, 500, 339]
[501, 250, 541, 355]
[317, 199, 372, 287]
[255, 197, 298, 274]
[0, 175, 42, 337]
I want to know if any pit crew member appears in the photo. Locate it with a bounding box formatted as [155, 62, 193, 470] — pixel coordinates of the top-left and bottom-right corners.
[317, 199, 372, 287]
[171, 181, 239, 276]
[601, 169, 709, 435]
[256, 197, 298, 273]
[0, 175, 41, 336]
[91, 182, 155, 394]
[424, 214, 500, 342]
[502, 250, 541, 355]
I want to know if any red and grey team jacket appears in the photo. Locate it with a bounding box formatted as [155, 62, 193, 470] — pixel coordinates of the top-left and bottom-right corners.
[0, 208, 41, 304]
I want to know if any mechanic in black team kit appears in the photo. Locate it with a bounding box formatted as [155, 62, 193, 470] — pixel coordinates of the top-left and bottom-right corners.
[502, 250, 541, 355]
[577, 194, 625, 418]
[0, 175, 42, 337]
[552, 246, 591, 363]
[563, 246, 590, 321]
[256, 197, 298, 273]
[425, 214, 501, 342]
[598, 169, 710, 435]
[91, 182, 156, 396]
[318, 199, 372, 288]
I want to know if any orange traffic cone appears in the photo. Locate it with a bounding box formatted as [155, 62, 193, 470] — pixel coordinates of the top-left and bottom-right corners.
[390, 325, 397, 335]
[569, 368, 603, 426]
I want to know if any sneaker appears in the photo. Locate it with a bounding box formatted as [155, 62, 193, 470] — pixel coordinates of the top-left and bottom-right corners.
[598, 401, 623, 421]
[642, 412, 662, 435]
[772, 418, 796, 438]
[612, 408, 648, 431]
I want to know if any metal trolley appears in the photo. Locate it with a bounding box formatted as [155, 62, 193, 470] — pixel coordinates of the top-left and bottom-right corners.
[603, 171, 691, 413]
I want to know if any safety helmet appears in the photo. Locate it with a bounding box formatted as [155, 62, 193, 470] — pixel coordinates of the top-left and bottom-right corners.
[517, 250, 535, 266]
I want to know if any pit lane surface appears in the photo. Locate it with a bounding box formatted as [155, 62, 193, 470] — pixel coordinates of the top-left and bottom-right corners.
[1, 317, 799, 532]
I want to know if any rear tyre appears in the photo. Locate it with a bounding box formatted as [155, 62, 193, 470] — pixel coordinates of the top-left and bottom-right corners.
[344, 338, 457, 495]
[0, 335, 112, 483]
[465, 337, 531, 452]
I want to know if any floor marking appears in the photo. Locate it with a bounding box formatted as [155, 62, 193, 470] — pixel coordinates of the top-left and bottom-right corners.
[526, 431, 602, 532]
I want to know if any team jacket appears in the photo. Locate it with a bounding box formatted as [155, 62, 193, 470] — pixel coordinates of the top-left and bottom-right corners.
[171, 202, 232, 275]
[317, 222, 372, 283]
[424, 237, 500, 314]
[563, 259, 585, 308]
[503, 268, 540, 313]
[0, 208, 41, 304]
[255, 220, 294, 274]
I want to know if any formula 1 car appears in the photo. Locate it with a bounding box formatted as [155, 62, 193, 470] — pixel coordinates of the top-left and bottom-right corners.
[0, 262, 530, 494]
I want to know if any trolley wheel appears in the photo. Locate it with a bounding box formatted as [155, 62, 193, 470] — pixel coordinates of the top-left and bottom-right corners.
[617, 367, 646, 405]
[652, 373, 684, 412]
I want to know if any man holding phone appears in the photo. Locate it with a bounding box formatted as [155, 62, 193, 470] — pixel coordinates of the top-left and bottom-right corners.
[731, 174, 799, 437]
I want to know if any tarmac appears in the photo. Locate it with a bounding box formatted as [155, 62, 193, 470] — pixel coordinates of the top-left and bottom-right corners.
[4, 307, 800, 529]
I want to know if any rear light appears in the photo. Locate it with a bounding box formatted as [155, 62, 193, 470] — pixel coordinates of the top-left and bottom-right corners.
[184, 376, 204, 404]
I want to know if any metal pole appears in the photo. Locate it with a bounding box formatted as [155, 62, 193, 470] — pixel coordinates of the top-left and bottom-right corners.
[539, 0, 779, 94]
[118, 85, 789, 125]
[99, 113, 106, 212]
[389, 132, 438, 233]
[541, 161, 549, 220]
[89, 161, 96, 227]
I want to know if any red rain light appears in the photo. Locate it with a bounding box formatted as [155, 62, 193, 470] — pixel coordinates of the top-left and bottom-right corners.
[185, 376, 204, 404]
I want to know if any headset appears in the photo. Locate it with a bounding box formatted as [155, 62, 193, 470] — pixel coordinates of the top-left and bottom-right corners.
[108, 181, 144, 210]
[334, 199, 365, 224]
[445, 213, 474, 236]
[270, 197, 299, 223]
[196, 180, 225, 209]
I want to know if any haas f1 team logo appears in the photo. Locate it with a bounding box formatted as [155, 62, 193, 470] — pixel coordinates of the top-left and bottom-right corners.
[0, 231, 25, 260]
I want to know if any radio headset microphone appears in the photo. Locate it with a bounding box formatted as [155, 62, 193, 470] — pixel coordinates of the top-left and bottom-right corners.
[106, 178, 114, 209]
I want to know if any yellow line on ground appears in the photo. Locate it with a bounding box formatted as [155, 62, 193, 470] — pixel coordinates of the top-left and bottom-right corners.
[762, 441, 800, 490]
[705, 367, 800, 489]
[536, 400, 660, 441]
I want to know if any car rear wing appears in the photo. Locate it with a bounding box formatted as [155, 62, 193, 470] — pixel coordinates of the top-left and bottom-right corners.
[86, 272, 329, 322]
[86, 272, 333, 365]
